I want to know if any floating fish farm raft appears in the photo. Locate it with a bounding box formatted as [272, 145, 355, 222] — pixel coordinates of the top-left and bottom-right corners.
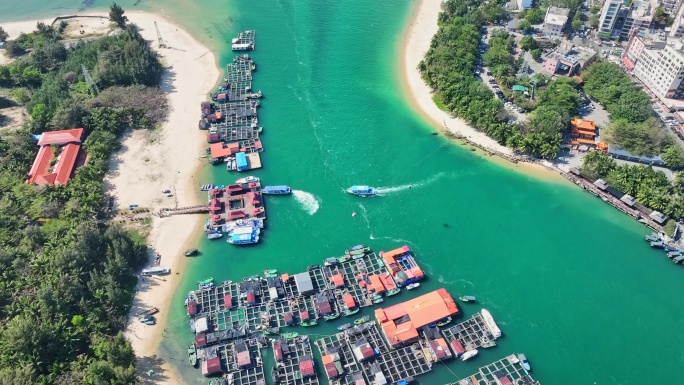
[184, 245, 543, 384]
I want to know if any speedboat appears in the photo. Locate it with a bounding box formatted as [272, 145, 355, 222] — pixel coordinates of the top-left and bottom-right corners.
[460, 349, 478, 361]
[262, 185, 291, 195]
[406, 283, 420, 290]
[184, 248, 198, 256]
[518, 353, 531, 371]
[236, 176, 259, 184]
[346, 185, 377, 197]
[207, 231, 222, 240]
[459, 295, 476, 303]
[337, 323, 352, 331]
[481, 309, 501, 338]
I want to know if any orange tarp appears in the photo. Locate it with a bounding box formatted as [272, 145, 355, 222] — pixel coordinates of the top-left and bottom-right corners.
[368, 275, 386, 293]
[330, 274, 344, 287]
[322, 354, 333, 365]
[210, 142, 239, 158]
[343, 294, 356, 309]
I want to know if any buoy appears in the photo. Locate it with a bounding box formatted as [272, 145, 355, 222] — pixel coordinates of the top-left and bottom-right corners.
[352, 211, 357, 218]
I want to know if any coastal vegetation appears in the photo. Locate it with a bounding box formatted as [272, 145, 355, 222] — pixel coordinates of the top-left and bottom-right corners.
[581, 62, 684, 168]
[582, 151, 684, 219]
[0, 11, 165, 384]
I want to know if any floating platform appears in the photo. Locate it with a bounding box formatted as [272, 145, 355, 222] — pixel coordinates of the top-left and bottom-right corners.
[440, 311, 499, 351]
[232, 30, 255, 51]
[445, 353, 540, 385]
[272, 335, 319, 385]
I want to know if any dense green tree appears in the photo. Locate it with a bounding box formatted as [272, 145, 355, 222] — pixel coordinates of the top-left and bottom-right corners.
[530, 48, 542, 61]
[0, 26, 8, 42]
[589, 14, 599, 29]
[524, 8, 545, 24]
[519, 36, 537, 51]
[571, 11, 583, 32]
[109, 3, 127, 28]
[528, 105, 567, 135]
[661, 145, 684, 169]
[518, 19, 532, 32]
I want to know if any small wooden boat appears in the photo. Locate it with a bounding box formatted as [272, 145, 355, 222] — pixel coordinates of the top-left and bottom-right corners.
[324, 313, 341, 321]
[265, 327, 280, 335]
[436, 317, 452, 327]
[386, 288, 401, 297]
[188, 344, 197, 367]
[344, 308, 360, 316]
[282, 332, 298, 339]
[480, 340, 496, 348]
[354, 315, 370, 325]
[345, 244, 371, 255]
[184, 248, 199, 256]
[338, 255, 352, 263]
[459, 295, 476, 303]
[263, 269, 278, 278]
[301, 320, 318, 327]
[337, 323, 352, 331]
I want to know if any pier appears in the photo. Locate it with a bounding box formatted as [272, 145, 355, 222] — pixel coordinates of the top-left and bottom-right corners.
[158, 205, 209, 217]
[440, 311, 498, 351]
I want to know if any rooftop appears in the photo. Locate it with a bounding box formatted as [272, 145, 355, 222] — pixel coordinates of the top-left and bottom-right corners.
[27, 129, 85, 186]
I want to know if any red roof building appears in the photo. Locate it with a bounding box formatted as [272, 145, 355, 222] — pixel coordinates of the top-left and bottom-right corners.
[343, 294, 356, 309]
[330, 274, 345, 288]
[195, 333, 206, 347]
[27, 128, 85, 186]
[237, 351, 252, 368]
[187, 301, 198, 316]
[201, 357, 221, 376]
[210, 142, 240, 158]
[375, 288, 459, 348]
[223, 295, 233, 309]
[299, 356, 315, 377]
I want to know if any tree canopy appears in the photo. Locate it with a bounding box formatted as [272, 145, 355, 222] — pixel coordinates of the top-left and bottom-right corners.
[109, 3, 127, 28]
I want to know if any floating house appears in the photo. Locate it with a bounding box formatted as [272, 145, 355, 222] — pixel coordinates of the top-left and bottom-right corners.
[322, 353, 342, 379]
[375, 288, 459, 348]
[379, 245, 425, 287]
[299, 354, 315, 377]
[27, 128, 87, 186]
[294, 272, 314, 295]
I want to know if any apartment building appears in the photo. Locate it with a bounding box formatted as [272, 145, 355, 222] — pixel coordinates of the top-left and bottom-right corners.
[543, 6, 570, 37]
[670, 4, 684, 38]
[598, 0, 623, 38]
[633, 41, 684, 100]
[597, 0, 657, 40]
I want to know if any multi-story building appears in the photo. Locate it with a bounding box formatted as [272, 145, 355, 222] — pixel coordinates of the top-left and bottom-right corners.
[633, 41, 684, 100]
[670, 4, 684, 38]
[622, 32, 667, 70]
[542, 6, 570, 37]
[619, 0, 658, 40]
[662, 0, 681, 14]
[598, 0, 623, 38]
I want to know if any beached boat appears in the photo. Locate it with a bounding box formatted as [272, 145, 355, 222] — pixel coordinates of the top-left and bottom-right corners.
[344, 308, 360, 316]
[518, 354, 531, 371]
[436, 317, 452, 327]
[301, 320, 318, 327]
[265, 327, 280, 335]
[481, 309, 502, 338]
[236, 176, 259, 184]
[140, 316, 156, 325]
[188, 344, 197, 367]
[262, 185, 291, 195]
[345, 244, 371, 255]
[460, 349, 478, 361]
[406, 283, 420, 290]
[324, 313, 341, 321]
[263, 269, 278, 278]
[207, 231, 222, 240]
[459, 295, 476, 303]
[337, 323, 352, 331]
[346, 186, 377, 197]
[282, 332, 299, 339]
[386, 288, 401, 297]
[184, 248, 199, 256]
[354, 316, 370, 325]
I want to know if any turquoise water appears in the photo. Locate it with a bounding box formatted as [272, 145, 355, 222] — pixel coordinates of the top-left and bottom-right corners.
[4, 1, 684, 384]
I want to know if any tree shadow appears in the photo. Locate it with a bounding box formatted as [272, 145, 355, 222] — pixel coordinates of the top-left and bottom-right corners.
[159, 67, 177, 95]
[136, 355, 170, 385]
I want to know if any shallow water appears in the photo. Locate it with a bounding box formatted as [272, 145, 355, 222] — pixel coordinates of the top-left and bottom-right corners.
[4, 1, 684, 384]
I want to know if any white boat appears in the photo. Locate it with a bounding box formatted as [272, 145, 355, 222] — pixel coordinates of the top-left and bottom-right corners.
[518, 353, 531, 371]
[460, 349, 478, 361]
[141, 266, 171, 276]
[406, 283, 420, 290]
[481, 309, 501, 338]
[207, 231, 222, 240]
[346, 185, 377, 197]
[236, 176, 259, 184]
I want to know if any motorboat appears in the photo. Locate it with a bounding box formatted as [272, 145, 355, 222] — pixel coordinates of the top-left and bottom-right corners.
[346, 185, 377, 197]
[236, 176, 259, 184]
[459, 295, 476, 303]
[184, 248, 198, 256]
[481, 309, 501, 338]
[345, 244, 370, 255]
[207, 231, 222, 240]
[188, 344, 197, 367]
[262, 185, 291, 195]
[518, 353, 531, 371]
[337, 323, 352, 331]
[406, 283, 420, 290]
[460, 349, 478, 361]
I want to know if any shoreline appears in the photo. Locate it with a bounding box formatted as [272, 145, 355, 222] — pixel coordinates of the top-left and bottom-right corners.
[2, 11, 220, 385]
[398, 0, 565, 182]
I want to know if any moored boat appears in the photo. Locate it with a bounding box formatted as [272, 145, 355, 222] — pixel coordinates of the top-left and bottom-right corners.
[344, 308, 360, 316]
[207, 231, 222, 240]
[301, 320, 318, 327]
[644, 233, 661, 242]
[263, 269, 278, 278]
[271, 367, 278, 384]
[188, 344, 197, 367]
[338, 255, 352, 263]
[480, 340, 496, 348]
[650, 241, 664, 248]
[459, 295, 476, 303]
[236, 176, 259, 184]
[436, 317, 452, 327]
[228, 231, 259, 245]
[282, 332, 299, 339]
[337, 323, 352, 331]
[198, 277, 214, 285]
[324, 313, 340, 321]
[518, 353, 531, 371]
[406, 282, 420, 290]
[184, 248, 199, 256]
[346, 244, 371, 255]
[265, 327, 280, 335]
[262, 185, 291, 195]
[189, 319, 196, 333]
[372, 297, 384, 304]
[386, 288, 401, 296]
[346, 185, 377, 197]
[460, 349, 478, 361]
[481, 309, 501, 338]
[354, 315, 370, 325]
[324, 257, 339, 266]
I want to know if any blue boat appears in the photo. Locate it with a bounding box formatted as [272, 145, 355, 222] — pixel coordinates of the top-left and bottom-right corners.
[262, 185, 292, 195]
[227, 229, 260, 245]
[346, 185, 377, 197]
[664, 247, 679, 252]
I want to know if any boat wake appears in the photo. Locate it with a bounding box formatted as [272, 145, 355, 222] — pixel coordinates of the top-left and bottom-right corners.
[292, 190, 320, 215]
[375, 172, 446, 195]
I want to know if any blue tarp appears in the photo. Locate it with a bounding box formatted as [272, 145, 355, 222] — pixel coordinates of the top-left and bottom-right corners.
[236, 152, 248, 170]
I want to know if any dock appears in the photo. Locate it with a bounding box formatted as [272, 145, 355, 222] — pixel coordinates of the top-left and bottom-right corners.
[231, 30, 255, 51]
[207, 178, 266, 230]
[440, 311, 499, 351]
[445, 354, 540, 385]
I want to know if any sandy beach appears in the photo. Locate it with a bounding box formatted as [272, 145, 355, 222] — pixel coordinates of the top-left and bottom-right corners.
[2, 11, 219, 384]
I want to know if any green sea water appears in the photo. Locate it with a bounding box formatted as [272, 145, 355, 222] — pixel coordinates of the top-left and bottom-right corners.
[4, 1, 684, 384]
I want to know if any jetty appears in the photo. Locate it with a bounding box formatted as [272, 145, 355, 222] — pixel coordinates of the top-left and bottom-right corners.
[158, 205, 210, 218]
[231, 30, 255, 51]
[206, 178, 265, 230]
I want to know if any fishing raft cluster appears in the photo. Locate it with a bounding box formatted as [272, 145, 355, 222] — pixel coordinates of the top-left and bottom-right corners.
[183, 244, 540, 385]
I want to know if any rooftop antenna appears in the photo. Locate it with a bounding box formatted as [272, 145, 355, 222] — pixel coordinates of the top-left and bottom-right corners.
[81, 64, 99, 95]
[154, 21, 166, 48]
